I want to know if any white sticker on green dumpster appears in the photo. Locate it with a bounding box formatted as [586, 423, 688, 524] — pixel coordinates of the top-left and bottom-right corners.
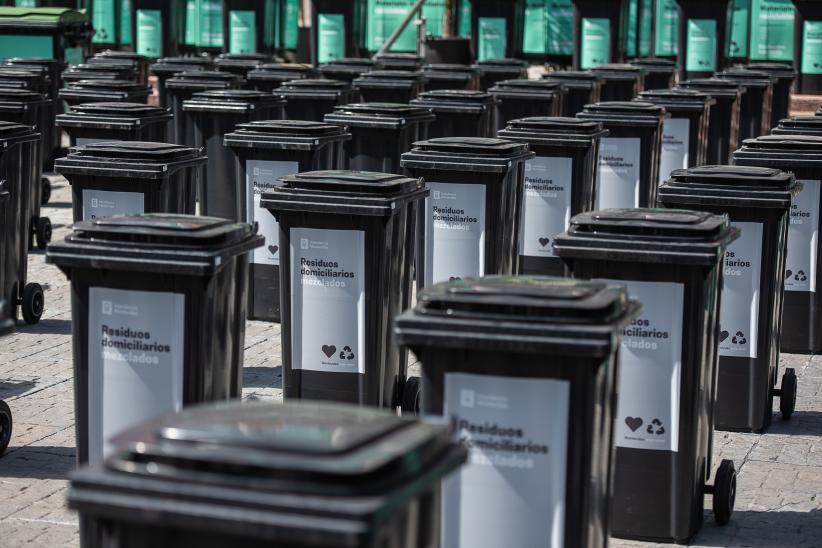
[786, 180, 820, 293]
[441, 372, 569, 547]
[599, 279, 683, 453]
[424, 182, 486, 286]
[685, 18, 717, 72]
[719, 221, 763, 359]
[87, 287, 184, 465]
[658, 118, 690, 185]
[580, 17, 610, 69]
[290, 227, 365, 374]
[82, 189, 145, 221]
[596, 137, 641, 210]
[520, 156, 572, 258]
[246, 160, 298, 266]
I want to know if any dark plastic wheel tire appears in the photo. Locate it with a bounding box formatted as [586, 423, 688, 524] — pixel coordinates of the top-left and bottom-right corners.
[36, 217, 52, 249]
[401, 376, 421, 416]
[780, 368, 797, 421]
[40, 177, 51, 205]
[713, 459, 736, 526]
[0, 400, 12, 456]
[21, 283, 44, 325]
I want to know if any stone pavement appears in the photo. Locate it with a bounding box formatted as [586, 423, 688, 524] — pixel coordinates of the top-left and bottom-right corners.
[1, 178, 821, 547]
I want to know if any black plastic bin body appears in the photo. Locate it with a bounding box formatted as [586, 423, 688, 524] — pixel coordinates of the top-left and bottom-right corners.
[746, 61, 797, 130]
[6, 57, 65, 161]
[593, 63, 647, 102]
[91, 51, 151, 84]
[326, 102, 435, 173]
[659, 165, 798, 432]
[421, 63, 479, 91]
[571, 0, 627, 69]
[353, 70, 426, 104]
[717, 68, 775, 140]
[678, 77, 745, 164]
[734, 134, 822, 354]
[59, 79, 151, 109]
[498, 117, 608, 276]
[183, 89, 285, 220]
[0, 88, 53, 172]
[274, 78, 355, 122]
[310, 0, 357, 65]
[129, 0, 185, 59]
[487, 79, 568, 133]
[410, 90, 497, 139]
[55, 141, 206, 222]
[577, 101, 667, 210]
[262, 171, 426, 407]
[149, 56, 212, 109]
[246, 63, 314, 93]
[469, 0, 523, 61]
[165, 70, 241, 145]
[56, 102, 172, 148]
[792, 0, 822, 94]
[636, 88, 714, 184]
[675, 0, 731, 80]
[629, 56, 678, 90]
[395, 276, 639, 548]
[401, 137, 534, 288]
[68, 400, 467, 548]
[554, 208, 739, 543]
[471, 58, 528, 91]
[542, 70, 604, 117]
[0, 122, 41, 323]
[317, 57, 374, 85]
[46, 214, 262, 464]
[224, 121, 350, 323]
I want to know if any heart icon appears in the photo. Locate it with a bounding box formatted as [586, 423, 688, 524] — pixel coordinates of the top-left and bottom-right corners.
[269, 244, 279, 255]
[538, 237, 550, 247]
[719, 330, 729, 342]
[786, 269, 793, 279]
[321, 345, 336, 358]
[625, 417, 643, 432]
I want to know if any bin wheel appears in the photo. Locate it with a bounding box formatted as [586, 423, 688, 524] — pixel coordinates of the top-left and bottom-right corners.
[779, 368, 797, 421]
[0, 400, 11, 457]
[40, 177, 51, 205]
[21, 283, 43, 325]
[401, 376, 421, 416]
[712, 459, 736, 526]
[35, 217, 52, 250]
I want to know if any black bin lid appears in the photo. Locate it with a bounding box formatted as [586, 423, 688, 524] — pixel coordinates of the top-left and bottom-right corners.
[224, 120, 351, 150]
[165, 70, 242, 88]
[0, 87, 49, 103]
[636, 88, 715, 110]
[422, 63, 474, 75]
[273, 78, 352, 99]
[318, 58, 374, 77]
[183, 89, 286, 113]
[745, 61, 797, 80]
[354, 70, 424, 87]
[592, 63, 647, 79]
[0, 120, 38, 148]
[95, 50, 149, 62]
[325, 102, 435, 129]
[628, 57, 678, 72]
[0, 67, 47, 82]
[395, 276, 640, 357]
[7, 57, 67, 69]
[489, 78, 567, 97]
[659, 165, 798, 209]
[716, 68, 775, 89]
[47, 214, 262, 276]
[375, 52, 423, 67]
[678, 77, 747, 97]
[55, 141, 207, 180]
[401, 136, 534, 172]
[733, 134, 822, 167]
[67, 102, 167, 117]
[498, 116, 608, 146]
[577, 101, 667, 126]
[56, 102, 172, 128]
[474, 58, 528, 68]
[410, 89, 495, 111]
[544, 70, 602, 82]
[247, 63, 314, 80]
[775, 116, 822, 133]
[64, 79, 149, 91]
[553, 208, 738, 265]
[150, 56, 212, 76]
[262, 170, 428, 217]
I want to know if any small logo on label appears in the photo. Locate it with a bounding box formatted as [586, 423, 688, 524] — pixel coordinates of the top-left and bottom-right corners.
[625, 416, 643, 432]
[719, 330, 730, 342]
[268, 245, 279, 256]
[432, 190, 441, 200]
[460, 389, 475, 408]
[300, 238, 309, 250]
[338, 345, 355, 360]
[253, 167, 260, 176]
[91, 198, 99, 208]
[102, 300, 112, 315]
[732, 331, 747, 345]
[646, 418, 665, 436]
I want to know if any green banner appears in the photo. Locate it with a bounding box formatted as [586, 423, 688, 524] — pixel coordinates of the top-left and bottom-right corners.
[686, 18, 717, 72]
[727, 0, 749, 57]
[200, 0, 224, 48]
[749, 0, 794, 61]
[366, 0, 418, 52]
[523, 0, 547, 54]
[654, 0, 678, 57]
[283, 0, 299, 49]
[478, 16, 506, 61]
[318, 13, 345, 63]
[121, 0, 132, 46]
[581, 17, 610, 69]
[639, 0, 652, 56]
[627, 0, 638, 58]
[92, 0, 116, 44]
[458, 0, 471, 38]
[229, 10, 256, 53]
[136, 8, 162, 57]
[422, 0, 447, 38]
[0, 34, 52, 62]
[802, 20, 822, 75]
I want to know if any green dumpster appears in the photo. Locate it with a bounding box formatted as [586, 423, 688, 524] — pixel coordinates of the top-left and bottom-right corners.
[0, 7, 93, 65]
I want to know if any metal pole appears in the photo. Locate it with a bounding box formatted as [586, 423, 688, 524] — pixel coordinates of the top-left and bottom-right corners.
[374, 0, 429, 58]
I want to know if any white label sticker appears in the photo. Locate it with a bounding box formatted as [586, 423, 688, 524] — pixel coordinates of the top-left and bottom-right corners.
[599, 279, 683, 453]
[786, 179, 820, 293]
[520, 156, 572, 257]
[424, 182, 486, 286]
[441, 373, 569, 548]
[246, 159, 298, 266]
[87, 287, 184, 465]
[658, 118, 690, 184]
[596, 137, 641, 210]
[719, 221, 762, 359]
[290, 227, 365, 374]
[76, 137, 103, 147]
[82, 189, 145, 221]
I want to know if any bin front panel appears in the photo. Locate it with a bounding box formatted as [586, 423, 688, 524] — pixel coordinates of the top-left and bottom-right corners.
[786, 178, 820, 295]
[519, 156, 573, 263]
[81, 188, 145, 221]
[596, 136, 642, 210]
[719, 221, 763, 360]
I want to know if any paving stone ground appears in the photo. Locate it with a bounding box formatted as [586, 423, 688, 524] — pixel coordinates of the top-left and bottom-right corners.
[1, 178, 821, 547]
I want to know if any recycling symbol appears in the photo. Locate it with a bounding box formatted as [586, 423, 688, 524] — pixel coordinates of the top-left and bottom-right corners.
[795, 270, 808, 282]
[732, 331, 746, 345]
[339, 346, 355, 361]
[646, 418, 665, 436]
